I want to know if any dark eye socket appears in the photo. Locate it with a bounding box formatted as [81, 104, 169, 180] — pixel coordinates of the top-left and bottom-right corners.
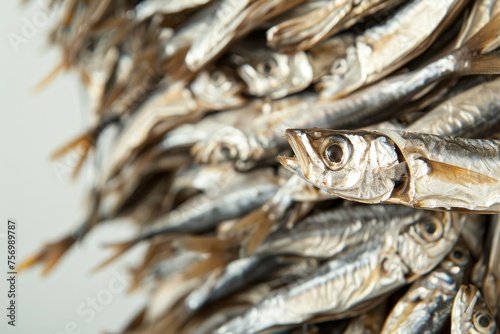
[479, 315, 491, 327]
[325, 144, 343, 163]
[419, 217, 444, 242]
[258, 58, 277, 75]
[474, 312, 495, 333]
[320, 135, 352, 170]
[453, 249, 463, 259]
[425, 222, 436, 234]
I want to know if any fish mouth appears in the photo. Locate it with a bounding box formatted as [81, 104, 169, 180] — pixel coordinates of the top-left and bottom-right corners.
[279, 129, 316, 178]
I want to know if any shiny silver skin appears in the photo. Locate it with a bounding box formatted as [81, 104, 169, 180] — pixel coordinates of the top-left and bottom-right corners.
[408, 77, 500, 138]
[266, 0, 402, 53]
[160, 100, 264, 154]
[381, 243, 471, 334]
[136, 0, 213, 20]
[216, 211, 461, 333]
[451, 285, 499, 334]
[183, 254, 288, 312]
[229, 42, 313, 98]
[163, 2, 219, 59]
[194, 18, 500, 166]
[137, 168, 280, 238]
[317, 0, 466, 100]
[257, 204, 427, 258]
[185, 0, 306, 72]
[280, 129, 500, 213]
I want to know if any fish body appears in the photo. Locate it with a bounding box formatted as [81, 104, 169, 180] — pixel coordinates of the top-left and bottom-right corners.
[258, 204, 427, 258]
[140, 168, 280, 237]
[216, 210, 460, 333]
[229, 42, 313, 98]
[318, 0, 467, 99]
[408, 76, 500, 137]
[195, 16, 500, 166]
[381, 243, 471, 333]
[281, 129, 500, 213]
[452, 285, 500, 334]
[266, 0, 402, 53]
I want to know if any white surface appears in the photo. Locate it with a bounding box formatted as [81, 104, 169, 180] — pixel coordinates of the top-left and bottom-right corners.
[0, 1, 148, 333]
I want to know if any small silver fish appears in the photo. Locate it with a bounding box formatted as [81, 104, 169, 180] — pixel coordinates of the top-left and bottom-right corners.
[381, 243, 471, 334]
[266, 0, 402, 53]
[317, 0, 467, 100]
[229, 42, 313, 98]
[408, 76, 500, 138]
[257, 204, 428, 258]
[280, 129, 500, 213]
[451, 285, 499, 334]
[185, 0, 306, 72]
[216, 210, 461, 333]
[194, 16, 500, 167]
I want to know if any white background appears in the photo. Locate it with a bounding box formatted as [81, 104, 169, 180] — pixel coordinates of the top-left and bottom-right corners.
[0, 1, 148, 333]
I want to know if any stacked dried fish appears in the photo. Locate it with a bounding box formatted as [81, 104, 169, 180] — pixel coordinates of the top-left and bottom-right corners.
[21, 0, 500, 333]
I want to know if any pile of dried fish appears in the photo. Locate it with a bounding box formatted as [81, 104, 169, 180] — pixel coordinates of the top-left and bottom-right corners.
[21, 0, 500, 333]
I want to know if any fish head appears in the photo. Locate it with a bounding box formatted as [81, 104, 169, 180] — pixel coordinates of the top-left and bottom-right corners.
[230, 45, 313, 99]
[452, 285, 498, 334]
[190, 66, 246, 110]
[279, 129, 400, 203]
[191, 126, 253, 164]
[313, 35, 363, 100]
[397, 211, 464, 277]
[439, 241, 471, 282]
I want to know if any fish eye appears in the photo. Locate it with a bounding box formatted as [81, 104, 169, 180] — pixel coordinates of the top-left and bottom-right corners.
[473, 312, 495, 333]
[216, 144, 236, 161]
[419, 217, 444, 242]
[320, 135, 352, 170]
[211, 70, 226, 86]
[331, 58, 347, 75]
[257, 58, 277, 75]
[449, 246, 468, 265]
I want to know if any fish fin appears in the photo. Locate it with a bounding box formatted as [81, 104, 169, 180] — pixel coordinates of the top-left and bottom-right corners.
[423, 158, 499, 187]
[18, 235, 76, 276]
[50, 130, 94, 180]
[121, 306, 147, 332]
[182, 254, 232, 280]
[32, 60, 67, 93]
[456, 13, 500, 74]
[147, 302, 191, 334]
[175, 235, 239, 254]
[240, 208, 278, 256]
[91, 237, 143, 273]
[128, 237, 176, 293]
[267, 1, 349, 53]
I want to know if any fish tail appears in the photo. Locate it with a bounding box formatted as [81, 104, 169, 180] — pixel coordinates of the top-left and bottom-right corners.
[455, 13, 500, 75]
[175, 235, 239, 254]
[128, 236, 176, 293]
[51, 116, 118, 180]
[240, 207, 279, 256]
[147, 303, 191, 334]
[91, 237, 143, 273]
[32, 60, 67, 93]
[172, 236, 239, 283]
[18, 235, 77, 276]
[120, 306, 147, 333]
